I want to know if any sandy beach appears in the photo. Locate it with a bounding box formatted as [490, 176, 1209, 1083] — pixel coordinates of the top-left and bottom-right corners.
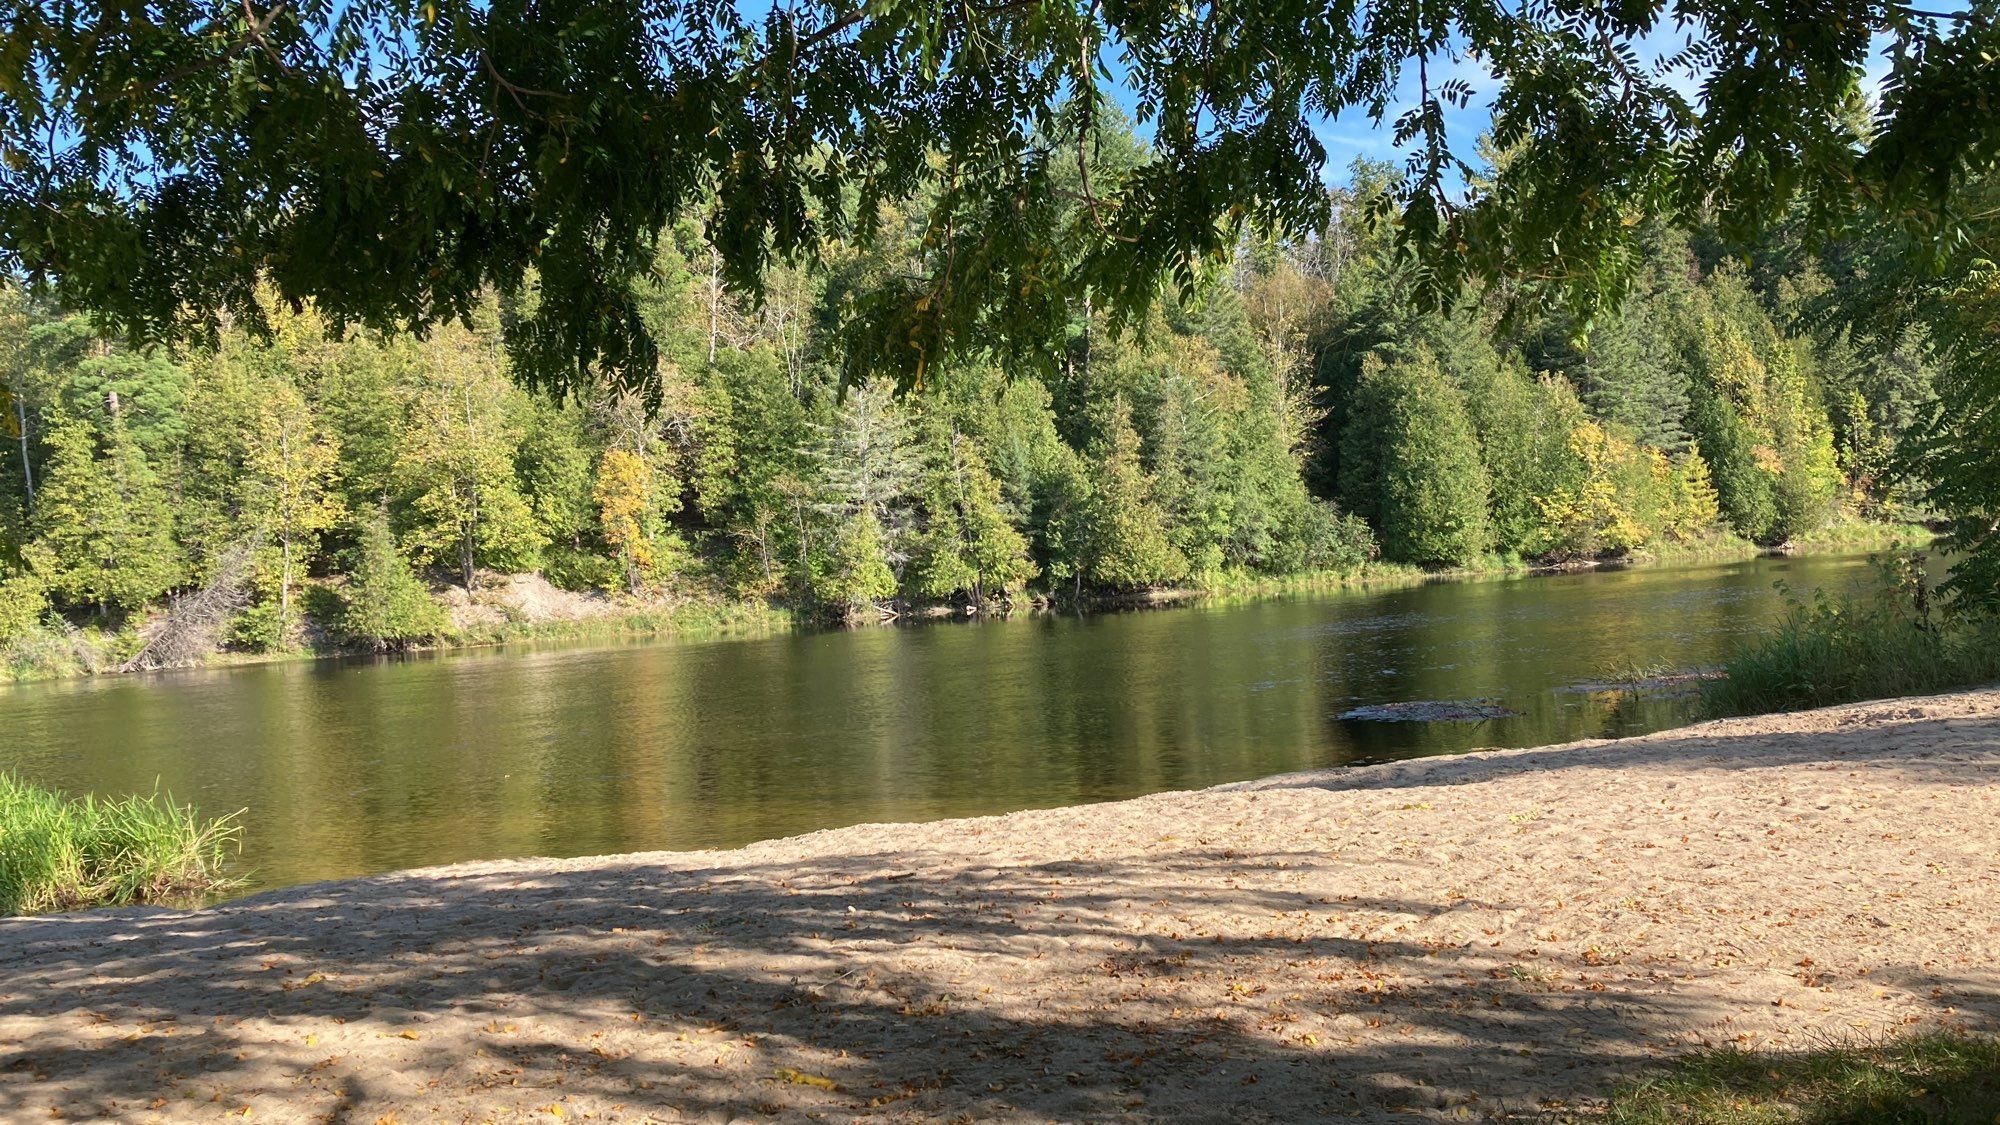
[3, 690, 1997, 1122]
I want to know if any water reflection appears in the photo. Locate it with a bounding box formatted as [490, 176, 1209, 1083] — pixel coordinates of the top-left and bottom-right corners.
[0, 551, 1895, 895]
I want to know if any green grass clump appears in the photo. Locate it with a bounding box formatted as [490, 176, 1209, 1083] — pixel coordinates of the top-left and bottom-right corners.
[0, 773, 242, 915]
[1602, 1033, 2000, 1124]
[1702, 554, 2000, 717]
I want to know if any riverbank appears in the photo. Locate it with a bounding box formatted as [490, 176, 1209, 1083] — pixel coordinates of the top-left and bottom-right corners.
[0, 519, 1936, 685]
[3, 689, 1993, 1120]
[0, 576, 796, 684]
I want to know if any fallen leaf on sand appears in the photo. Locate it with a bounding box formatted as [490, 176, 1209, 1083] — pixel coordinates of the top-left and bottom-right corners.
[773, 1068, 840, 1091]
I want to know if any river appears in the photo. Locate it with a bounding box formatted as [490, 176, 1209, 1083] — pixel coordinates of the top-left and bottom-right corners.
[0, 551, 1894, 896]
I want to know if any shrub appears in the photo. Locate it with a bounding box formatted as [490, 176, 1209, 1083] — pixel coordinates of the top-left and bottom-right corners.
[1703, 551, 2000, 716]
[0, 568, 50, 642]
[541, 546, 623, 593]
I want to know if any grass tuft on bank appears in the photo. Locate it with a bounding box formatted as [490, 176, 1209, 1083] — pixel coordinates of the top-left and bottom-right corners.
[0, 773, 242, 915]
[1702, 553, 2000, 717]
[1602, 1032, 2000, 1124]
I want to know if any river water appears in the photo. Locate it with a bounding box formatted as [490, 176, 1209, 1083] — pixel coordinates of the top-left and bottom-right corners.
[0, 551, 1892, 896]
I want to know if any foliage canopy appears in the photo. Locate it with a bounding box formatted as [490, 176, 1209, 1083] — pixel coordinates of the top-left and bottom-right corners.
[4, 0, 1996, 397]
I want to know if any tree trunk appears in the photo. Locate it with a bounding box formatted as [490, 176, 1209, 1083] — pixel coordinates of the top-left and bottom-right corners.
[461, 485, 479, 592]
[278, 426, 293, 638]
[706, 249, 721, 367]
[13, 388, 32, 510]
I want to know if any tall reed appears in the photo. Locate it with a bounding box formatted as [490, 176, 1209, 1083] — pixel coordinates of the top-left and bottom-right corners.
[0, 773, 242, 915]
[1703, 551, 2000, 716]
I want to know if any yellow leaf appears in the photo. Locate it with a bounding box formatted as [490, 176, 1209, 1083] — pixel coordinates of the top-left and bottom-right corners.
[397, 1030, 421, 1040]
[773, 1067, 839, 1091]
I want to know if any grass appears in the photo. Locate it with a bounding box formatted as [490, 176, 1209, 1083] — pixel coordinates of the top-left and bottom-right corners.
[0, 773, 243, 915]
[1600, 1033, 2000, 1124]
[1788, 519, 1939, 554]
[1700, 560, 2000, 717]
[441, 596, 793, 648]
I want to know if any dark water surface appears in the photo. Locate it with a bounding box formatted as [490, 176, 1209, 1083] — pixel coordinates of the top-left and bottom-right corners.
[0, 551, 1891, 895]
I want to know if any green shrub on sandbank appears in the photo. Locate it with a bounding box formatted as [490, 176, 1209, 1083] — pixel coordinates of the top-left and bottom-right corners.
[0, 773, 242, 915]
[1703, 552, 2000, 717]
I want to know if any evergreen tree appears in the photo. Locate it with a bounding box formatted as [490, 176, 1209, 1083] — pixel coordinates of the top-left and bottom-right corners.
[1083, 399, 1185, 590]
[1341, 349, 1491, 566]
[1581, 297, 1692, 453]
[1684, 322, 1782, 541]
[31, 414, 180, 612]
[1143, 338, 1239, 576]
[810, 379, 919, 574]
[1460, 362, 1580, 557]
[0, 566, 48, 643]
[338, 506, 446, 650]
[909, 412, 1033, 609]
[817, 510, 898, 617]
[1661, 446, 1723, 541]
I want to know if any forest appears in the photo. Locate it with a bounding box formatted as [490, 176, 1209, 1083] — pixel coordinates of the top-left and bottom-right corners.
[0, 148, 1938, 672]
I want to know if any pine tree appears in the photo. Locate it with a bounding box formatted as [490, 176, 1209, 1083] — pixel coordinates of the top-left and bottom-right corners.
[910, 413, 1033, 608]
[1581, 295, 1692, 453]
[1685, 323, 1781, 541]
[338, 506, 445, 650]
[31, 414, 181, 612]
[1083, 399, 1185, 589]
[1342, 349, 1491, 566]
[810, 379, 919, 568]
[1661, 445, 1723, 541]
[1763, 343, 1842, 541]
[1145, 336, 1240, 576]
[817, 509, 898, 616]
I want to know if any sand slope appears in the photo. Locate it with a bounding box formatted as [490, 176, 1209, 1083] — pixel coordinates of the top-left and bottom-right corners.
[3, 691, 1998, 1122]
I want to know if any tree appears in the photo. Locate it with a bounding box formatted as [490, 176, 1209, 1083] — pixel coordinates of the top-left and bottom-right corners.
[909, 412, 1034, 609]
[0, 565, 48, 643]
[16, 0, 2000, 606]
[1532, 420, 1651, 560]
[809, 380, 919, 573]
[243, 384, 344, 642]
[31, 414, 181, 613]
[1341, 349, 1491, 566]
[1083, 399, 1185, 590]
[818, 511, 898, 618]
[391, 338, 544, 589]
[593, 449, 657, 593]
[1459, 362, 1579, 558]
[1661, 446, 1724, 542]
[8, 1, 1993, 401]
[338, 506, 447, 651]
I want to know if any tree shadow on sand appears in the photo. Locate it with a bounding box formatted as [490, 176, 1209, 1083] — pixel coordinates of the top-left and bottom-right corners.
[1, 714, 1995, 1121]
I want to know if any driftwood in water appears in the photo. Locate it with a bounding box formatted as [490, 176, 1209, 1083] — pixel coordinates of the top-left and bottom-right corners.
[1337, 699, 1522, 722]
[121, 540, 259, 672]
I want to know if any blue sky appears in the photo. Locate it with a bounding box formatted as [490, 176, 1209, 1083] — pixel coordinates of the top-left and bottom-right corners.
[1089, 17, 1912, 192]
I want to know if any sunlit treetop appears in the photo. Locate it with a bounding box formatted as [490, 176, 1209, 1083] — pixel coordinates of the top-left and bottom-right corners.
[1, 0, 1994, 399]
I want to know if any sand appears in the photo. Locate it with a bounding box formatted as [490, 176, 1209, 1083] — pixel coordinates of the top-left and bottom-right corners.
[3, 691, 1997, 1123]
